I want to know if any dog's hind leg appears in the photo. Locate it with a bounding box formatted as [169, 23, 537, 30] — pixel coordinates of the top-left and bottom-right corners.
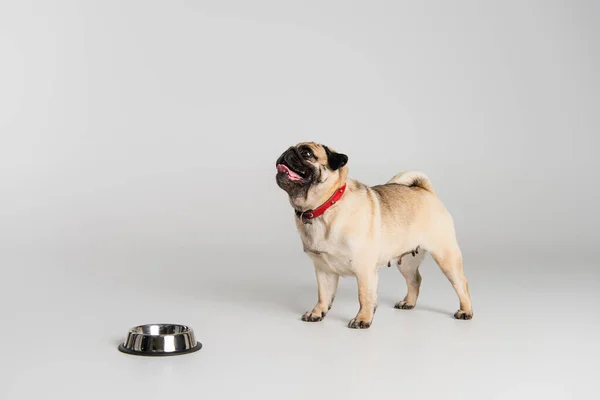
[395, 248, 427, 310]
[430, 244, 473, 320]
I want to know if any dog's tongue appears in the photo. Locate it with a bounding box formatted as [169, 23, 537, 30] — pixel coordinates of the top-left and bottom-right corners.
[277, 164, 303, 181]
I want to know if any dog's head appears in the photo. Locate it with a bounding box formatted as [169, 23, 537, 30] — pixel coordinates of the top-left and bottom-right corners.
[275, 142, 348, 201]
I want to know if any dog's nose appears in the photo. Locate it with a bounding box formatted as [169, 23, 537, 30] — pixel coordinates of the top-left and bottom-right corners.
[277, 148, 292, 163]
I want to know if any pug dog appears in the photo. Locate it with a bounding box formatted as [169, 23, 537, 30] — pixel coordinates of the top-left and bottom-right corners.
[275, 142, 473, 329]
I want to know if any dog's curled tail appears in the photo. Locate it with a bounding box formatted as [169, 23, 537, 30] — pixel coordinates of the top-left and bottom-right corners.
[387, 171, 436, 195]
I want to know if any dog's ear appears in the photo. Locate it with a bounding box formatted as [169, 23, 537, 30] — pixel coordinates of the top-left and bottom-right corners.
[323, 146, 348, 171]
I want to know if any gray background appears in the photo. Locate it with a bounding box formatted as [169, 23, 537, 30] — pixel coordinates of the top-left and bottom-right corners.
[1, 1, 598, 399]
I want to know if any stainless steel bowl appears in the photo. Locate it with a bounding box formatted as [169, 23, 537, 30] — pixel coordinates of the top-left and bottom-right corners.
[118, 324, 202, 356]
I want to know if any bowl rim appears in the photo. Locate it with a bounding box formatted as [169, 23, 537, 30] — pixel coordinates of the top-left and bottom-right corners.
[127, 323, 193, 337]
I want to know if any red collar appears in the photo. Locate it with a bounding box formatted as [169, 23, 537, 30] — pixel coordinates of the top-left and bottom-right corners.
[295, 184, 347, 224]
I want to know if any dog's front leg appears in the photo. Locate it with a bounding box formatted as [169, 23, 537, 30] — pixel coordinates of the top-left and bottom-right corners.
[348, 270, 379, 329]
[301, 267, 339, 322]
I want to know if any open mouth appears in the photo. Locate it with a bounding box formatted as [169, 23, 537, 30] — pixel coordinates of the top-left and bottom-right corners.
[276, 163, 305, 181]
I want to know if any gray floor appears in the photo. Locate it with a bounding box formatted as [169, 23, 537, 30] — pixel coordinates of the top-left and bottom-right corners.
[2, 248, 598, 400]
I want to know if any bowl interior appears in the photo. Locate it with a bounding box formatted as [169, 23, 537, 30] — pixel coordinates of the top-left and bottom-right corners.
[132, 324, 190, 336]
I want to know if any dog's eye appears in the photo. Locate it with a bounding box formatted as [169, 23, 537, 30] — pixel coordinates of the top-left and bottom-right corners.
[301, 150, 313, 159]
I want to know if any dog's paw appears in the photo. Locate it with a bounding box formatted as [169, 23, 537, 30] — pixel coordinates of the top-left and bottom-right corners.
[454, 310, 473, 320]
[301, 311, 325, 322]
[394, 301, 415, 310]
[347, 318, 371, 329]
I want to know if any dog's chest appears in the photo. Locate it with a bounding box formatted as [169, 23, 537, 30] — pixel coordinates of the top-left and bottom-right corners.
[299, 221, 354, 275]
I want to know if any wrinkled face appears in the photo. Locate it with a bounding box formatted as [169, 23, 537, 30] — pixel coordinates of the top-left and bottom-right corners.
[275, 142, 348, 198]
